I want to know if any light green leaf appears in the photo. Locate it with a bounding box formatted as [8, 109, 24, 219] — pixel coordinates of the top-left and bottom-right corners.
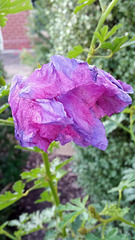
[67, 45, 84, 58]
[104, 24, 122, 41]
[48, 141, 59, 154]
[21, 166, 45, 183]
[0, 84, 10, 97]
[55, 157, 73, 171]
[100, 25, 108, 41]
[100, 203, 129, 218]
[35, 190, 53, 203]
[0, 181, 25, 210]
[13, 180, 25, 194]
[94, 32, 103, 42]
[101, 36, 128, 53]
[120, 36, 135, 49]
[0, 0, 33, 27]
[74, 0, 96, 14]
[0, 103, 9, 114]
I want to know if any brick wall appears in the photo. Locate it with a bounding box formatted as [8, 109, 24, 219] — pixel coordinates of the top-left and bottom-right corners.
[1, 11, 31, 50]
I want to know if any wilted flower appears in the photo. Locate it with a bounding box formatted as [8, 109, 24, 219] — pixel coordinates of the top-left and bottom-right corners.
[9, 55, 133, 152]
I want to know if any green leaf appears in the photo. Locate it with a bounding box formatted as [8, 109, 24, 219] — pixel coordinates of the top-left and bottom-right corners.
[48, 141, 59, 154]
[59, 212, 80, 228]
[94, 24, 122, 44]
[104, 24, 122, 41]
[8, 208, 55, 238]
[0, 103, 9, 114]
[55, 157, 73, 171]
[57, 196, 88, 228]
[109, 179, 135, 194]
[67, 45, 84, 58]
[35, 190, 53, 203]
[100, 26, 108, 41]
[94, 32, 103, 42]
[85, 233, 99, 240]
[0, 84, 10, 97]
[101, 36, 128, 53]
[0, 181, 25, 210]
[0, 0, 33, 27]
[100, 203, 129, 218]
[21, 166, 45, 183]
[13, 180, 25, 194]
[120, 36, 135, 49]
[74, 0, 96, 14]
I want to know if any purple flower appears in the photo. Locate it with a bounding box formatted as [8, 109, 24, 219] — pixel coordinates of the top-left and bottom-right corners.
[8, 55, 133, 152]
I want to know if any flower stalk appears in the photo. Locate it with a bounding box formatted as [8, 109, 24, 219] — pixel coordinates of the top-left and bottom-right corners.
[42, 152, 60, 206]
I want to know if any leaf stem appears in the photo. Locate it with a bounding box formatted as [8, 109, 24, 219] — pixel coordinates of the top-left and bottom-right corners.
[87, 0, 119, 63]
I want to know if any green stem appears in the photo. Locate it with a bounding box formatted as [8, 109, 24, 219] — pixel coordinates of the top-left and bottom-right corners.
[42, 152, 60, 206]
[87, 0, 119, 63]
[2, 230, 17, 240]
[0, 119, 14, 127]
[117, 217, 135, 228]
[42, 152, 66, 237]
[0, 75, 6, 86]
[91, 52, 113, 59]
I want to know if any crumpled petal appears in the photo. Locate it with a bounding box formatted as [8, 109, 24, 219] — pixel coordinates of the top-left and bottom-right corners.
[9, 55, 133, 152]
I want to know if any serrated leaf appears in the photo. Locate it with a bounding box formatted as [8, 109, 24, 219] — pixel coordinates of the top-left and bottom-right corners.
[59, 212, 80, 228]
[109, 179, 135, 193]
[74, 0, 96, 14]
[67, 45, 84, 58]
[0, 190, 23, 211]
[120, 36, 135, 49]
[94, 32, 103, 42]
[48, 141, 59, 154]
[13, 180, 25, 194]
[100, 203, 129, 218]
[35, 190, 53, 203]
[100, 26, 108, 40]
[104, 24, 122, 41]
[0, 103, 9, 114]
[0, 0, 33, 27]
[21, 166, 45, 183]
[101, 36, 128, 53]
[55, 157, 73, 171]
